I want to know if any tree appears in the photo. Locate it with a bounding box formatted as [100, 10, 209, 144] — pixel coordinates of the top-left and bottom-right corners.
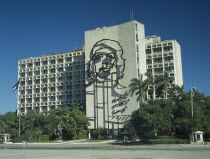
[128, 74, 147, 106]
[155, 72, 173, 99]
[49, 106, 89, 140]
[173, 90, 210, 139]
[144, 72, 156, 99]
[130, 99, 173, 139]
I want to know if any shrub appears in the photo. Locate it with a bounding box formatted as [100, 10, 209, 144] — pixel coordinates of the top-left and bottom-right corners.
[92, 128, 108, 139]
[142, 138, 190, 144]
[12, 137, 24, 143]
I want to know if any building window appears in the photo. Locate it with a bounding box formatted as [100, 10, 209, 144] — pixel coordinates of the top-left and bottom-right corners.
[20, 90, 25, 95]
[20, 99, 25, 103]
[66, 57, 72, 62]
[146, 59, 152, 64]
[42, 60, 48, 65]
[27, 98, 32, 103]
[165, 66, 174, 72]
[154, 67, 163, 73]
[147, 69, 152, 72]
[27, 72, 32, 76]
[58, 58, 63, 63]
[34, 62, 40, 66]
[34, 79, 40, 84]
[27, 89, 32, 94]
[20, 64, 25, 68]
[153, 57, 162, 63]
[57, 77, 63, 82]
[50, 77, 56, 83]
[164, 46, 173, 51]
[146, 49, 151, 54]
[20, 72, 25, 77]
[42, 97, 47, 102]
[50, 68, 56, 73]
[136, 34, 139, 41]
[58, 67, 63, 72]
[50, 59, 56, 64]
[27, 63, 33, 67]
[42, 69, 48, 74]
[42, 78, 48, 83]
[27, 80, 32, 85]
[164, 56, 173, 62]
[35, 88, 40, 93]
[57, 86, 63, 91]
[42, 88, 47, 92]
[34, 70, 40, 75]
[153, 47, 162, 53]
[50, 87, 55, 92]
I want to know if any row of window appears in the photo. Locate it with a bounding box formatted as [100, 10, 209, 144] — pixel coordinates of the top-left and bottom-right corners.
[19, 95, 85, 103]
[147, 66, 174, 73]
[19, 67, 84, 77]
[19, 85, 85, 94]
[19, 54, 84, 67]
[146, 46, 173, 54]
[146, 56, 174, 64]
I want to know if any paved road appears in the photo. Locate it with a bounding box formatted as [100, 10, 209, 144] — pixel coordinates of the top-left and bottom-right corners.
[1, 142, 210, 159]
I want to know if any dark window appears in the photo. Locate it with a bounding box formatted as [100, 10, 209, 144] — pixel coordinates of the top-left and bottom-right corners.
[164, 46, 173, 51]
[153, 47, 162, 53]
[146, 49, 151, 54]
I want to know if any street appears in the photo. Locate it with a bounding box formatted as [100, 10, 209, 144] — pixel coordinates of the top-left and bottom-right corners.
[0, 142, 210, 159]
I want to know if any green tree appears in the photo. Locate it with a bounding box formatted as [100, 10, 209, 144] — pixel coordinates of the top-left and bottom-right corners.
[144, 72, 156, 99]
[155, 72, 173, 99]
[131, 99, 173, 139]
[173, 90, 209, 138]
[128, 74, 147, 106]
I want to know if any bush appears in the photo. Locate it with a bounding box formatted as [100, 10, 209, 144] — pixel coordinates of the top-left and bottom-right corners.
[39, 135, 50, 142]
[12, 137, 24, 143]
[92, 128, 108, 139]
[142, 138, 190, 144]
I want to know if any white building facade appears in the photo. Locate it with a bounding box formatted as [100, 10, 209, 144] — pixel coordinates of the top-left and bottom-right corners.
[85, 20, 147, 130]
[17, 20, 183, 131]
[17, 50, 85, 114]
[145, 36, 183, 99]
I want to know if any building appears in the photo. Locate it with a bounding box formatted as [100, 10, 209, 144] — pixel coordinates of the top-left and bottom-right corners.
[145, 36, 183, 99]
[17, 50, 85, 114]
[17, 20, 183, 131]
[85, 20, 146, 130]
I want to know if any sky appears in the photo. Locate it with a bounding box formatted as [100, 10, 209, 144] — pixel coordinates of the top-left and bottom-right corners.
[0, 0, 210, 114]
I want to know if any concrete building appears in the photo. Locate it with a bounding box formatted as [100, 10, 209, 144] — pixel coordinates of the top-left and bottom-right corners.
[145, 36, 183, 99]
[16, 20, 183, 131]
[17, 50, 85, 114]
[85, 20, 146, 130]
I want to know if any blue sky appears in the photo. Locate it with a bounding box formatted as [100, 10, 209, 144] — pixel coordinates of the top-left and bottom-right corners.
[0, 0, 209, 113]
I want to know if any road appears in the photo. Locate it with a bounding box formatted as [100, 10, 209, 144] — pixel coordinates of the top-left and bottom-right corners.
[1, 141, 210, 159]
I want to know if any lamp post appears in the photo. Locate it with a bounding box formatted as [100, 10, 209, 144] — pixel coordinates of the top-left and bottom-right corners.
[191, 87, 196, 143]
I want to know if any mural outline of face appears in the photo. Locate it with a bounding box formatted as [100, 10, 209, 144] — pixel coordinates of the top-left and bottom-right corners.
[93, 47, 117, 79]
[86, 39, 126, 86]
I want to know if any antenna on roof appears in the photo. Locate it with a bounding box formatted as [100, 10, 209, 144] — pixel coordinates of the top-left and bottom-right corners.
[130, 11, 134, 20]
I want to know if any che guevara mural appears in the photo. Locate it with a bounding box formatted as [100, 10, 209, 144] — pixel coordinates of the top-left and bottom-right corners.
[86, 39, 130, 130]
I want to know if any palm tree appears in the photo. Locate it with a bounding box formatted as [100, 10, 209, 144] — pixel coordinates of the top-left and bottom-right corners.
[155, 72, 173, 99]
[128, 74, 147, 106]
[144, 72, 155, 100]
[168, 84, 185, 101]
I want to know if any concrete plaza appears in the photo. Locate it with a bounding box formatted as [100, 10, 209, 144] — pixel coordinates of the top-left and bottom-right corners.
[1, 141, 210, 159]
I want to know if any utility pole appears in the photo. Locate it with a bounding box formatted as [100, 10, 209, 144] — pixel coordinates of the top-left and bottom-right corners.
[18, 113, 20, 137]
[191, 87, 196, 143]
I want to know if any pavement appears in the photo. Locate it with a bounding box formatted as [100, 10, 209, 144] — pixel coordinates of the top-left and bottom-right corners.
[1, 140, 210, 159]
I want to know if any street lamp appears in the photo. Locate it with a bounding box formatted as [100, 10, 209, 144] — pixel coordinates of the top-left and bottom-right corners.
[191, 87, 196, 143]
